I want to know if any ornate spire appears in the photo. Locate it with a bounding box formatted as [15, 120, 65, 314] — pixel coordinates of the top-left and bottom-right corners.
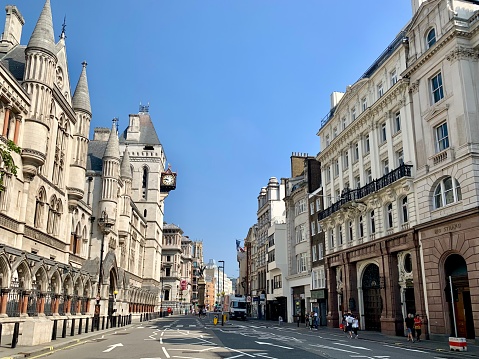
[120, 145, 132, 180]
[72, 62, 92, 115]
[104, 118, 120, 159]
[27, 0, 56, 56]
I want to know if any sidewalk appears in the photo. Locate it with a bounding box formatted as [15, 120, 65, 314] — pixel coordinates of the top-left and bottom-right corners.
[250, 318, 478, 356]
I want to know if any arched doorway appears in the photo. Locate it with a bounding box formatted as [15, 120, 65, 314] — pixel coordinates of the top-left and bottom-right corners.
[362, 264, 382, 331]
[444, 254, 475, 339]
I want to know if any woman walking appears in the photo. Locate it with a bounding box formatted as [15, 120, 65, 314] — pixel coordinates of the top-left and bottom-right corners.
[352, 315, 359, 338]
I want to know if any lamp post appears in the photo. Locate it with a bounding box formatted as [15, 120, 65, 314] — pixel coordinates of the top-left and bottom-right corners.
[95, 210, 112, 328]
[218, 260, 225, 298]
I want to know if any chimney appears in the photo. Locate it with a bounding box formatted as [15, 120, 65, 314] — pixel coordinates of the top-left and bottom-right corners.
[0, 6, 24, 51]
[330, 91, 344, 109]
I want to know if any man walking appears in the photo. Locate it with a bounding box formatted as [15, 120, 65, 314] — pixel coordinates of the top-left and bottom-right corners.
[405, 313, 415, 342]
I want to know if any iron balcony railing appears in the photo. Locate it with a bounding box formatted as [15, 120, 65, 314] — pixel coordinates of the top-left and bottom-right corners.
[318, 164, 412, 220]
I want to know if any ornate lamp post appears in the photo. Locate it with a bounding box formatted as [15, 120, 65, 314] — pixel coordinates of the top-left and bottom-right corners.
[95, 210, 112, 328]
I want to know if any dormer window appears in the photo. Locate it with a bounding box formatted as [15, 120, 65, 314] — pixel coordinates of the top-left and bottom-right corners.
[426, 28, 436, 49]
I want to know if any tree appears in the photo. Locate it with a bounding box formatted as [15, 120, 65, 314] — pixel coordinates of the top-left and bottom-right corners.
[0, 140, 21, 192]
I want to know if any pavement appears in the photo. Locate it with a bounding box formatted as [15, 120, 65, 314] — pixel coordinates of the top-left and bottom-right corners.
[0, 315, 477, 358]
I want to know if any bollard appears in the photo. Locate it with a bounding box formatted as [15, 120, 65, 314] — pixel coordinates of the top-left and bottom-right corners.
[106, 316, 110, 329]
[221, 313, 224, 326]
[85, 317, 89, 333]
[0, 323, 2, 346]
[52, 319, 58, 340]
[78, 318, 83, 335]
[71, 318, 75, 336]
[140, 313, 143, 322]
[279, 316, 283, 326]
[129, 314, 132, 325]
[297, 316, 300, 327]
[91, 317, 95, 332]
[102, 316, 105, 330]
[11, 322, 19, 349]
[62, 319, 67, 338]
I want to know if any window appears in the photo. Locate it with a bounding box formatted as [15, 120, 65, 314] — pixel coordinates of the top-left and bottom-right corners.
[370, 210, 376, 233]
[318, 267, 326, 288]
[295, 199, 307, 215]
[348, 221, 353, 242]
[377, 82, 384, 98]
[295, 224, 306, 243]
[273, 275, 282, 289]
[343, 151, 349, 169]
[358, 216, 364, 238]
[435, 122, 449, 152]
[142, 166, 149, 199]
[337, 225, 343, 246]
[317, 220, 321, 233]
[434, 176, 462, 209]
[394, 111, 401, 133]
[342, 117, 347, 130]
[311, 221, 316, 236]
[325, 134, 330, 147]
[355, 175, 361, 188]
[364, 134, 370, 153]
[351, 107, 356, 121]
[312, 244, 317, 261]
[268, 250, 275, 263]
[354, 143, 359, 161]
[431, 72, 444, 103]
[383, 159, 389, 175]
[329, 230, 334, 249]
[396, 149, 404, 166]
[386, 203, 393, 228]
[326, 166, 331, 183]
[381, 123, 387, 143]
[334, 159, 339, 177]
[315, 198, 321, 211]
[53, 118, 68, 186]
[402, 196, 409, 223]
[390, 69, 397, 86]
[297, 252, 307, 273]
[312, 269, 319, 289]
[426, 28, 436, 49]
[34, 187, 46, 228]
[310, 202, 315, 215]
[366, 168, 372, 183]
[318, 243, 324, 260]
[164, 289, 170, 301]
[362, 97, 367, 111]
[333, 127, 338, 138]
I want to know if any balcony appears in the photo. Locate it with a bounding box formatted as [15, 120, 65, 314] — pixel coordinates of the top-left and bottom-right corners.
[319, 164, 412, 220]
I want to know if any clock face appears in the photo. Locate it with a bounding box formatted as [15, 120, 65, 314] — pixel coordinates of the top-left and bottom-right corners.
[162, 174, 175, 186]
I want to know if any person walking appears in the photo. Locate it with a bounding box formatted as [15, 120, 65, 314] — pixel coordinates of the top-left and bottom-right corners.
[352, 315, 359, 338]
[313, 311, 319, 329]
[405, 313, 415, 342]
[345, 311, 354, 338]
[414, 314, 423, 342]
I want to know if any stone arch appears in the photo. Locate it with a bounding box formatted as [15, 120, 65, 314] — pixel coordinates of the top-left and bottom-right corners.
[63, 274, 73, 295]
[32, 265, 48, 291]
[357, 261, 382, 332]
[83, 278, 92, 298]
[11, 260, 31, 289]
[73, 276, 83, 296]
[49, 270, 62, 293]
[0, 254, 10, 288]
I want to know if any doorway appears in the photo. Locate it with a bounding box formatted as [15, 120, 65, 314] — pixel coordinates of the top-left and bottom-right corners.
[362, 264, 382, 331]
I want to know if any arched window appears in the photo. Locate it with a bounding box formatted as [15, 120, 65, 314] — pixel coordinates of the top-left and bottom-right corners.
[47, 196, 56, 234]
[142, 167, 148, 199]
[434, 176, 462, 209]
[370, 210, 375, 233]
[358, 215, 364, 238]
[401, 197, 409, 223]
[386, 203, 393, 228]
[164, 289, 170, 301]
[34, 187, 46, 228]
[426, 28, 436, 49]
[53, 117, 68, 186]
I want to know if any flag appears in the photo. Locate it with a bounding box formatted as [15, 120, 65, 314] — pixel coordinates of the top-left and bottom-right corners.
[236, 239, 241, 251]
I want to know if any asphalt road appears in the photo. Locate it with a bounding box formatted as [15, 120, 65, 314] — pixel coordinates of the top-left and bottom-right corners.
[22, 316, 469, 359]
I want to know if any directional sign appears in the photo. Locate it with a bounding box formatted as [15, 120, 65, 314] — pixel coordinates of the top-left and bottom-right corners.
[103, 343, 123, 352]
[255, 341, 293, 349]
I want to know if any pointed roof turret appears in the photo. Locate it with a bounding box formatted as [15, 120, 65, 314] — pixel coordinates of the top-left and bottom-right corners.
[27, 0, 56, 57]
[120, 146, 132, 179]
[104, 119, 120, 159]
[72, 62, 92, 115]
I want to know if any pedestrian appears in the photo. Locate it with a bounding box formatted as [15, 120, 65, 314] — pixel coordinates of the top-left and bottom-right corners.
[313, 311, 319, 329]
[405, 313, 415, 342]
[414, 314, 422, 342]
[309, 312, 314, 330]
[305, 313, 309, 328]
[345, 311, 354, 338]
[352, 315, 359, 338]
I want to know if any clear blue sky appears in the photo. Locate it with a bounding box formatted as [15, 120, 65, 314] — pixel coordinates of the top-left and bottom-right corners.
[13, 0, 412, 278]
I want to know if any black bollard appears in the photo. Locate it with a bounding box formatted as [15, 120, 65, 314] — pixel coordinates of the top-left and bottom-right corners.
[0, 323, 3, 346]
[85, 317, 89, 333]
[91, 317, 95, 332]
[140, 313, 143, 322]
[129, 314, 132, 325]
[52, 319, 58, 340]
[71, 318, 75, 336]
[102, 316, 105, 330]
[62, 319, 67, 338]
[11, 322, 19, 349]
[78, 318, 83, 335]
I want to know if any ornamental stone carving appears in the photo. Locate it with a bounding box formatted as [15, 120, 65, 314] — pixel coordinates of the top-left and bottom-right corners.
[446, 47, 479, 63]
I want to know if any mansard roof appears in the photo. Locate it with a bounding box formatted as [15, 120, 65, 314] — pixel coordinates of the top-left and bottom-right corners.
[119, 113, 161, 146]
[87, 140, 107, 172]
[0, 45, 26, 81]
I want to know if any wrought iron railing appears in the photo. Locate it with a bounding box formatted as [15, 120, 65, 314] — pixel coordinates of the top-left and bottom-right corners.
[26, 289, 40, 316]
[6, 279, 21, 317]
[319, 164, 412, 220]
[44, 291, 54, 316]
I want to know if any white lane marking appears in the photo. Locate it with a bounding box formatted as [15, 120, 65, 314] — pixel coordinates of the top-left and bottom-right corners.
[310, 344, 359, 354]
[333, 342, 372, 350]
[224, 346, 256, 357]
[176, 325, 184, 327]
[383, 344, 426, 353]
[255, 353, 278, 359]
[255, 341, 293, 350]
[189, 324, 196, 327]
[162, 347, 170, 358]
[160, 337, 163, 344]
[103, 343, 124, 353]
[161, 331, 165, 336]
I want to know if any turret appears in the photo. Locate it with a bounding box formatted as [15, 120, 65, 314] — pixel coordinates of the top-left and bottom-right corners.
[22, 0, 56, 179]
[118, 147, 132, 244]
[0, 5, 24, 52]
[68, 62, 92, 209]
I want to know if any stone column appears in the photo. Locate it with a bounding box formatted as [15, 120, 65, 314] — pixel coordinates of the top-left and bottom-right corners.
[13, 115, 21, 144]
[0, 288, 11, 316]
[2, 105, 10, 137]
[20, 290, 30, 316]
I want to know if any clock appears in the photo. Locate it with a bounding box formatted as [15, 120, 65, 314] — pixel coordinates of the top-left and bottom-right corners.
[162, 174, 175, 186]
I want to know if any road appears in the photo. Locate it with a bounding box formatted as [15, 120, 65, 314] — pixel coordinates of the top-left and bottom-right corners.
[24, 315, 470, 359]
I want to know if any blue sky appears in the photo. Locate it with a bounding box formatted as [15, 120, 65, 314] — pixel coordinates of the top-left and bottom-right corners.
[13, 0, 412, 278]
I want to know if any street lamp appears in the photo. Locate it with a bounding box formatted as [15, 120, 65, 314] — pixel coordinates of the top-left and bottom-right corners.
[218, 260, 225, 298]
[95, 210, 112, 327]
